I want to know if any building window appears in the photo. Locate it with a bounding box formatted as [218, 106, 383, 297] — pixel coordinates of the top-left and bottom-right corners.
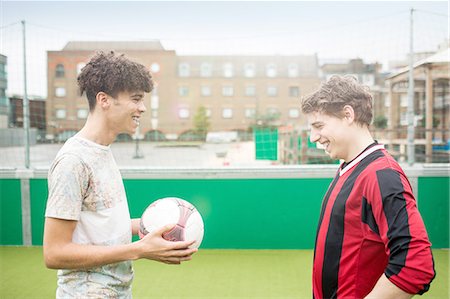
[245, 108, 256, 119]
[362, 74, 375, 86]
[400, 111, 408, 126]
[201, 86, 212, 97]
[385, 95, 391, 107]
[151, 95, 159, 109]
[77, 109, 88, 119]
[222, 108, 233, 119]
[0, 63, 5, 76]
[289, 86, 300, 97]
[77, 62, 86, 75]
[244, 63, 256, 78]
[245, 86, 256, 96]
[55, 64, 65, 78]
[205, 108, 212, 118]
[0, 89, 6, 104]
[179, 86, 189, 97]
[178, 108, 190, 119]
[55, 87, 66, 97]
[288, 64, 298, 77]
[267, 107, 279, 116]
[288, 108, 300, 118]
[266, 64, 277, 78]
[222, 86, 234, 96]
[200, 63, 212, 77]
[400, 94, 408, 107]
[178, 63, 190, 77]
[223, 63, 234, 78]
[267, 86, 278, 97]
[55, 109, 66, 119]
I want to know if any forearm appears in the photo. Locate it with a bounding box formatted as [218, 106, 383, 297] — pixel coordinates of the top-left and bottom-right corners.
[131, 218, 141, 236]
[365, 274, 413, 299]
[44, 241, 141, 269]
[44, 217, 197, 270]
[44, 217, 143, 269]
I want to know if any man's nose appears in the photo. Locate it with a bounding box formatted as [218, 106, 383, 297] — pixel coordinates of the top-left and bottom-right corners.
[310, 129, 320, 143]
[139, 101, 147, 113]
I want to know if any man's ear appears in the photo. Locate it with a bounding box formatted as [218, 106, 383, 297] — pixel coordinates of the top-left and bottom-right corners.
[342, 105, 355, 124]
[96, 92, 110, 109]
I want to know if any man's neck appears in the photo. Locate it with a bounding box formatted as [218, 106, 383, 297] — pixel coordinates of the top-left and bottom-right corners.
[344, 128, 375, 162]
[77, 116, 116, 146]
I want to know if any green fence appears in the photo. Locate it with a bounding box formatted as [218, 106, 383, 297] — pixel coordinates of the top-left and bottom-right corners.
[1, 172, 448, 248]
[254, 128, 278, 161]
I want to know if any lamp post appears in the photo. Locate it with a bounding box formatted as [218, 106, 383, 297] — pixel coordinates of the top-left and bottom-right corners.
[133, 126, 144, 159]
[406, 8, 415, 166]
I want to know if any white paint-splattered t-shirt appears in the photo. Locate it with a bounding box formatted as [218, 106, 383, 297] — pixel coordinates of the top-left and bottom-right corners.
[45, 136, 133, 298]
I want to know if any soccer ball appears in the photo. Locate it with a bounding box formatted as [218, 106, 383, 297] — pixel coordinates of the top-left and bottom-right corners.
[139, 197, 204, 249]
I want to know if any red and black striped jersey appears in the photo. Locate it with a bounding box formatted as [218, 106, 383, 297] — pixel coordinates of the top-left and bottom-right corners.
[313, 144, 435, 299]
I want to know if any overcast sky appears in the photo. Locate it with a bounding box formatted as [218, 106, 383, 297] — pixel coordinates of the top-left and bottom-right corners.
[1, 1, 448, 96]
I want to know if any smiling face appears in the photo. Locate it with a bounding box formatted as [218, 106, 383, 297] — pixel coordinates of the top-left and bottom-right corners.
[108, 91, 147, 135]
[307, 111, 352, 161]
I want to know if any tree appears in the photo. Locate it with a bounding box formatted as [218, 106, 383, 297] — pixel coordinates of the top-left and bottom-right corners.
[249, 112, 281, 131]
[373, 115, 388, 129]
[421, 116, 440, 128]
[193, 106, 210, 141]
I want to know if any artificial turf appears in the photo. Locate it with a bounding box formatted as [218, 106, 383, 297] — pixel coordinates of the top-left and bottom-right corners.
[0, 247, 448, 298]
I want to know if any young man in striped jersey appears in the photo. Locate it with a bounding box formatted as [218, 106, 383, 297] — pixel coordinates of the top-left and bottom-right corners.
[301, 75, 435, 299]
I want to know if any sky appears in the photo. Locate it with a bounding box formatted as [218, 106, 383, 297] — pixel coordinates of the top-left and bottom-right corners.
[0, 1, 448, 97]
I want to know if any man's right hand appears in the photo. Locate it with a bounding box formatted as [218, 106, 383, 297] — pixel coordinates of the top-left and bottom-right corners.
[136, 224, 198, 264]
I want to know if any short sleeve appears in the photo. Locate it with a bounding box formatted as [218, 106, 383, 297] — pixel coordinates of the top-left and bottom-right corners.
[45, 154, 89, 220]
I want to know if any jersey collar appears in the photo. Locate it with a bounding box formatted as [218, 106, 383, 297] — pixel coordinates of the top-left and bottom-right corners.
[339, 144, 385, 177]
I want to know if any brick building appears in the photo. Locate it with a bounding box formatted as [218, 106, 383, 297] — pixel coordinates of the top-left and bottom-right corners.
[47, 41, 320, 140]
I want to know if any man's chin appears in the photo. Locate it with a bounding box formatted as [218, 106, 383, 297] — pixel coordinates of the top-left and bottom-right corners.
[128, 126, 138, 135]
[325, 151, 337, 160]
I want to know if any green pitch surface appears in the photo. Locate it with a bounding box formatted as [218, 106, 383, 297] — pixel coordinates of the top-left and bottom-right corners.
[0, 247, 448, 298]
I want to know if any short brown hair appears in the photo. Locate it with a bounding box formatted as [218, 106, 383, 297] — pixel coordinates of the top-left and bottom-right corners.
[78, 51, 154, 110]
[301, 75, 373, 126]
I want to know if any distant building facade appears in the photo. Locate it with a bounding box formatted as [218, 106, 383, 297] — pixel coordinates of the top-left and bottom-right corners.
[386, 48, 449, 162]
[9, 96, 46, 131]
[0, 54, 7, 128]
[320, 58, 387, 122]
[46, 41, 320, 139]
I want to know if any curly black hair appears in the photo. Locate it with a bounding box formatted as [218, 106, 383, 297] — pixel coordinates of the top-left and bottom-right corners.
[77, 51, 154, 110]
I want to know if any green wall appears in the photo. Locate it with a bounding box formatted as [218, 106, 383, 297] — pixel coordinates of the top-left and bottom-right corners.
[1, 177, 448, 248]
[30, 179, 48, 246]
[418, 177, 449, 248]
[124, 179, 328, 249]
[0, 179, 22, 245]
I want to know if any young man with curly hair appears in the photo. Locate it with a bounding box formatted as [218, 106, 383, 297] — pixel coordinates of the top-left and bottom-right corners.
[43, 51, 197, 298]
[301, 75, 435, 299]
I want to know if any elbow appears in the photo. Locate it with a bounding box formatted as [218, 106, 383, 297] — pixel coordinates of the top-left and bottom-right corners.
[44, 252, 58, 269]
[386, 255, 436, 294]
[43, 246, 62, 269]
[44, 257, 59, 269]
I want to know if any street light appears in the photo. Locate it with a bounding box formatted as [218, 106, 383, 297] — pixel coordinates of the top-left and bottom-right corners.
[133, 126, 144, 159]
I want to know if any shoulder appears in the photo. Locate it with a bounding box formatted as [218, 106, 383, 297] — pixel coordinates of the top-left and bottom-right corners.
[50, 152, 86, 175]
[360, 150, 411, 197]
[362, 149, 403, 176]
[357, 149, 407, 188]
[50, 137, 93, 173]
[49, 141, 91, 183]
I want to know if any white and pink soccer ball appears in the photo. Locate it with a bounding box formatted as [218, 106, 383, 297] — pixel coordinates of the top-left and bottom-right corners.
[139, 197, 204, 249]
